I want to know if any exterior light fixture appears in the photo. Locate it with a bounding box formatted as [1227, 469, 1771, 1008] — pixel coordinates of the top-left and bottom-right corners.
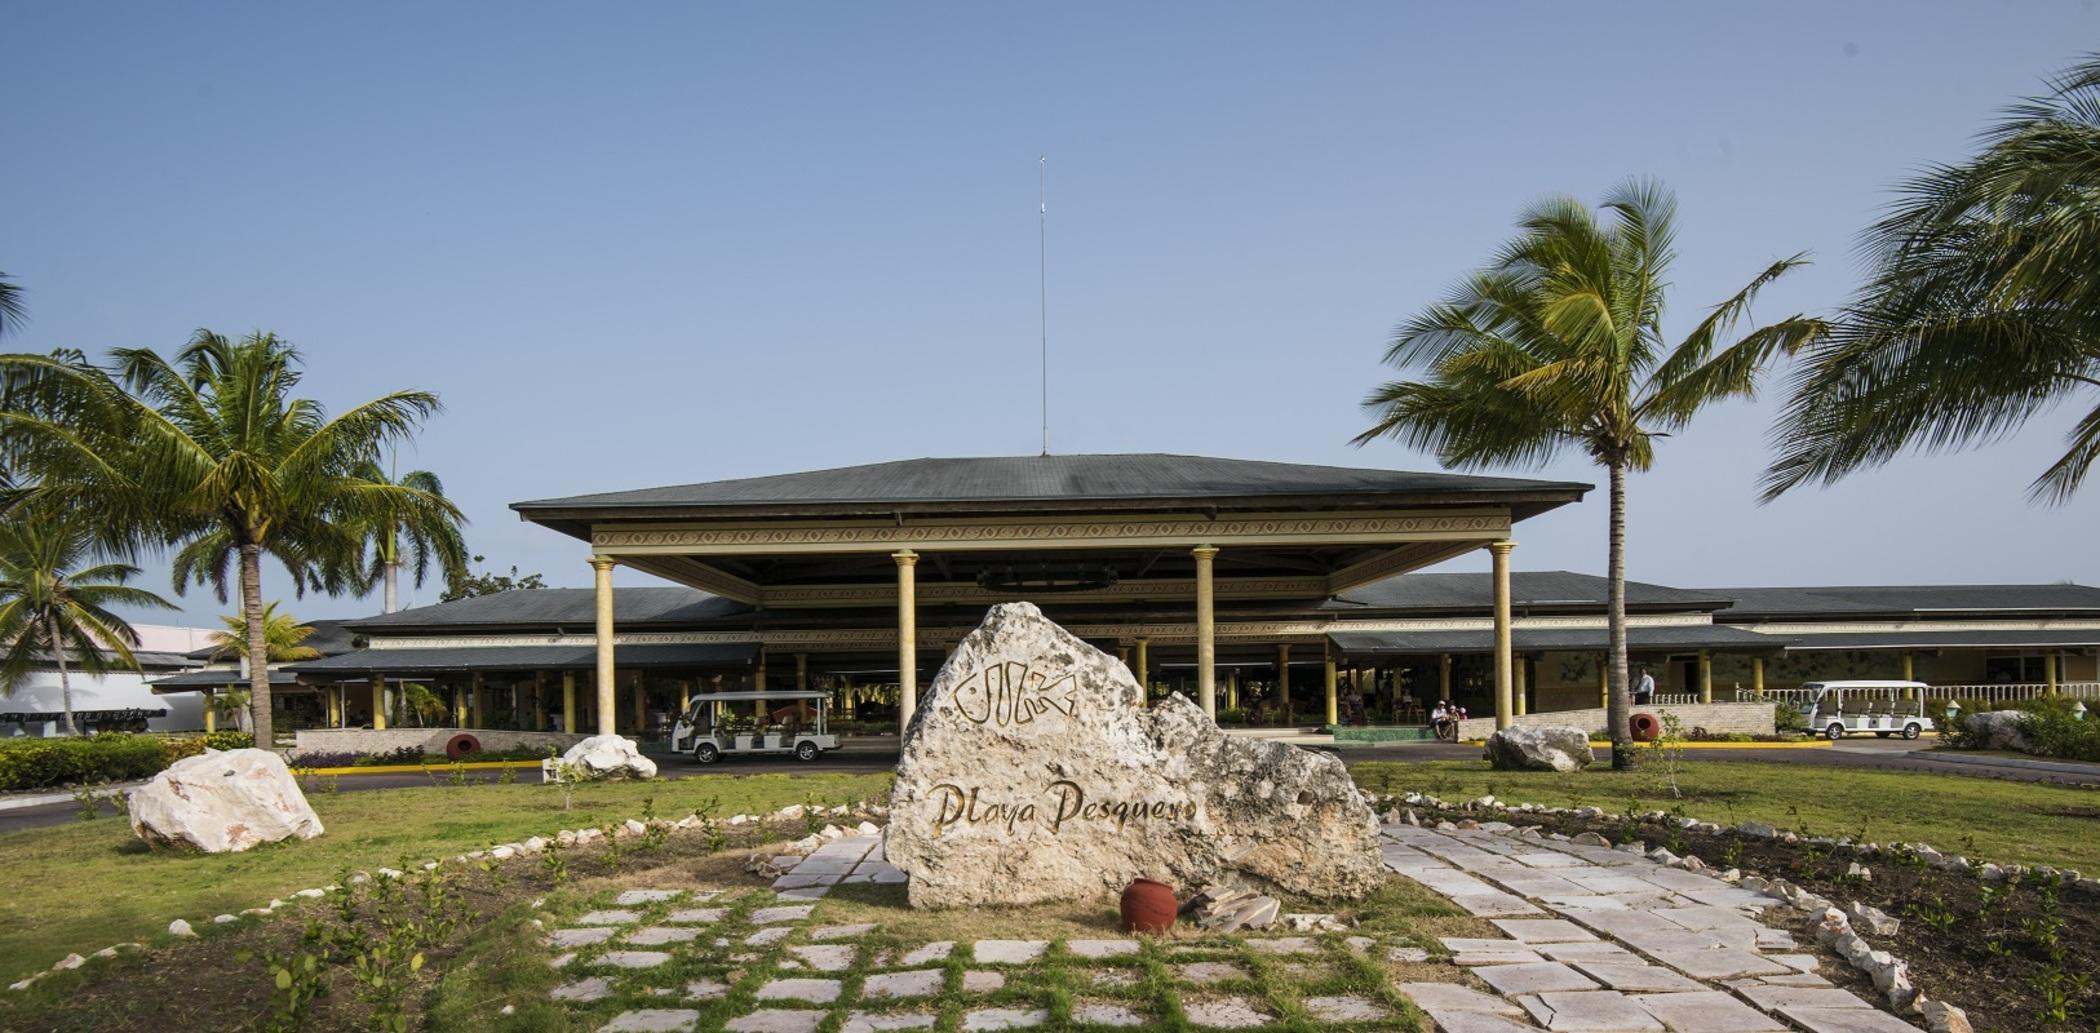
[1944, 700, 1962, 724]
[2075, 701, 2089, 722]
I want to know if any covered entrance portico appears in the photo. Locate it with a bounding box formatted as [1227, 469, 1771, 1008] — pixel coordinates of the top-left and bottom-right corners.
[511, 454, 1589, 735]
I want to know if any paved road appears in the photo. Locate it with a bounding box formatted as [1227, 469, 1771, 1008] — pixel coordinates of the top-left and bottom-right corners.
[1333, 734, 2100, 787]
[6, 736, 2093, 836]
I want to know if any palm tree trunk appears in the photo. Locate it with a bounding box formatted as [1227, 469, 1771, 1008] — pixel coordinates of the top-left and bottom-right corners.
[239, 542, 273, 747]
[47, 612, 79, 737]
[384, 560, 399, 614]
[1606, 457, 1633, 771]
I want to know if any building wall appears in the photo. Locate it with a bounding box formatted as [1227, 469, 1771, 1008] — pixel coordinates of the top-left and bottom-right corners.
[292, 727, 587, 759]
[1456, 701, 1775, 740]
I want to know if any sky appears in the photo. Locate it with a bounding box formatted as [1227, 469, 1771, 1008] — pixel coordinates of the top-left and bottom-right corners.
[4, 2, 2098, 625]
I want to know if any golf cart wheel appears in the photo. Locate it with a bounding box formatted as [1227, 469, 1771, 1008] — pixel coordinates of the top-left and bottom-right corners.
[694, 742, 721, 764]
[1825, 723, 1846, 740]
[795, 741, 819, 761]
[1903, 723, 1923, 740]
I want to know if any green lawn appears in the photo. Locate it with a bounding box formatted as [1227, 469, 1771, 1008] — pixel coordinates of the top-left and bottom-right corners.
[0, 773, 891, 972]
[1350, 758, 2100, 871]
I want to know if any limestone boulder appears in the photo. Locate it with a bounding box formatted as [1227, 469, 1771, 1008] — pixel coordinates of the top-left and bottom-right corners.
[886, 602, 1383, 909]
[1483, 725, 1594, 772]
[558, 735, 657, 780]
[130, 748, 324, 853]
[1963, 710, 2031, 752]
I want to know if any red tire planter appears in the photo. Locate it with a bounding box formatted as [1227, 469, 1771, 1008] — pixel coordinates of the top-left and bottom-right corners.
[445, 733, 482, 760]
[1628, 712, 1661, 743]
[1119, 878, 1178, 934]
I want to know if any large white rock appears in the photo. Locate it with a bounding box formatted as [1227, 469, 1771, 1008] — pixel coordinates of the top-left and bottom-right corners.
[1483, 725, 1595, 772]
[1963, 710, 2031, 752]
[130, 748, 324, 853]
[559, 735, 658, 780]
[886, 602, 1383, 908]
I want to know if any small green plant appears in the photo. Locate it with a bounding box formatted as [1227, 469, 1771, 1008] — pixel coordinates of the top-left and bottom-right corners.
[540, 840, 569, 886]
[240, 934, 330, 1033]
[802, 795, 825, 836]
[497, 763, 517, 786]
[71, 782, 104, 821]
[446, 761, 467, 788]
[1912, 894, 1958, 934]
[600, 822, 624, 866]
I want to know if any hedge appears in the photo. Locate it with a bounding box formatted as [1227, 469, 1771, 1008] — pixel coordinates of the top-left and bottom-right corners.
[0, 731, 256, 791]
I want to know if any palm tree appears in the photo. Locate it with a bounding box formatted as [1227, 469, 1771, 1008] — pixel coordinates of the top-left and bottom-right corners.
[0, 509, 175, 734]
[0, 273, 24, 340]
[207, 600, 322, 662]
[1355, 181, 1825, 767]
[353, 461, 468, 613]
[1767, 57, 2100, 503]
[0, 331, 460, 745]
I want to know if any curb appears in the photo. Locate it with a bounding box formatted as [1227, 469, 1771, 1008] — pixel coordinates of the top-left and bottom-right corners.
[1460, 739, 1833, 750]
[0, 781, 146, 812]
[294, 759, 547, 776]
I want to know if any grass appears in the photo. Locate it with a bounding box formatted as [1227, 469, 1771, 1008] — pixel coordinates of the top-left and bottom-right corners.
[1351, 758, 2100, 871]
[0, 772, 891, 972]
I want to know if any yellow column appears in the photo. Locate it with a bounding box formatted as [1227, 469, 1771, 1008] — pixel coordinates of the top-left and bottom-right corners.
[842, 675, 855, 718]
[796, 653, 809, 693]
[2047, 652, 2060, 694]
[678, 678, 691, 717]
[1193, 544, 1217, 719]
[470, 671, 485, 727]
[592, 556, 617, 735]
[755, 650, 767, 692]
[1227, 669, 1239, 711]
[1323, 650, 1339, 727]
[1753, 656, 1766, 699]
[1490, 539, 1515, 730]
[453, 684, 467, 727]
[631, 671, 646, 734]
[534, 671, 548, 730]
[1515, 657, 1528, 716]
[562, 670, 577, 734]
[1698, 650, 1713, 704]
[1439, 654, 1452, 699]
[1276, 644, 1292, 721]
[895, 550, 919, 730]
[1901, 653, 1914, 700]
[1598, 653, 1609, 708]
[204, 689, 218, 733]
[371, 674, 387, 731]
[1135, 638, 1150, 695]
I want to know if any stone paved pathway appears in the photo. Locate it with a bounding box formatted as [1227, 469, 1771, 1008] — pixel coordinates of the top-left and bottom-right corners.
[769, 834, 906, 897]
[536, 821, 1925, 1033]
[1383, 822, 1923, 1032]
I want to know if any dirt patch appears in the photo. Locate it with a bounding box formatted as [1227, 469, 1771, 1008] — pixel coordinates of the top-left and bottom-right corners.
[1420, 806, 2100, 1033]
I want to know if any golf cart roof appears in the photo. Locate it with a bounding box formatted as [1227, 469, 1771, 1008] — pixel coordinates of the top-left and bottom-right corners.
[1803, 680, 1930, 690]
[689, 690, 828, 702]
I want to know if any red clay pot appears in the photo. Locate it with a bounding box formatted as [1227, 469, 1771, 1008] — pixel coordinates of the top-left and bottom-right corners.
[1119, 878, 1177, 934]
[1629, 712, 1661, 743]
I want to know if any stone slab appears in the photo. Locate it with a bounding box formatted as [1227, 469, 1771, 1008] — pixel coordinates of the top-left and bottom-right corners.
[625, 926, 703, 945]
[1780, 1008, 1924, 1033]
[551, 976, 614, 1002]
[1065, 938, 1139, 958]
[599, 951, 673, 969]
[960, 1008, 1047, 1031]
[756, 977, 842, 1003]
[749, 905, 815, 925]
[1568, 962, 1706, 992]
[1472, 962, 1602, 995]
[1735, 985, 1873, 1012]
[599, 1010, 701, 1032]
[664, 908, 728, 924]
[1070, 1000, 1147, 1026]
[577, 910, 643, 925]
[811, 923, 878, 941]
[614, 890, 684, 906]
[788, 944, 856, 971]
[841, 1013, 937, 1033]
[972, 939, 1047, 964]
[550, 927, 616, 947]
[726, 1011, 826, 1033]
[1428, 1013, 1554, 1033]
[1492, 919, 1599, 943]
[961, 970, 1005, 992]
[1303, 994, 1388, 1021]
[1180, 997, 1272, 1029]
[862, 968, 946, 999]
[1629, 991, 1786, 1032]
[1658, 947, 1792, 980]
[1520, 991, 1664, 1032]
[897, 941, 955, 965]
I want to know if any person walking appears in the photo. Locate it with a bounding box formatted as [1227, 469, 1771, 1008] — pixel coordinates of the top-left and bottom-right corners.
[1633, 665, 1656, 706]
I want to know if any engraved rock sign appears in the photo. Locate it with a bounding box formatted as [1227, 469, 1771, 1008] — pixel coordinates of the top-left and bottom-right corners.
[886, 602, 1383, 908]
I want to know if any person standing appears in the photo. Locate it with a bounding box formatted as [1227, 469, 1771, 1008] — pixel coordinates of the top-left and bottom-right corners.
[1633, 665, 1656, 706]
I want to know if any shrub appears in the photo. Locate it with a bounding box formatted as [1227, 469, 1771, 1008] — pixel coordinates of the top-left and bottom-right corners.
[0, 734, 171, 791]
[351, 746, 424, 767]
[1773, 702, 1807, 732]
[1216, 708, 1248, 727]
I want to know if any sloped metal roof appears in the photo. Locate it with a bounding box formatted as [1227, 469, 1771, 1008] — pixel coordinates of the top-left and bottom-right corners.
[1330, 624, 1786, 656]
[513, 453, 1590, 512]
[288, 643, 758, 676]
[1779, 629, 2100, 651]
[1707, 583, 2100, 619]
[1326, 571, 1733, 613]
[345, 588, 743, 632]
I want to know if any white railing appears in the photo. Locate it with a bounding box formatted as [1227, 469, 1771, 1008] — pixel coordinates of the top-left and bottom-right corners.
[1715, 683, 2100, 706]
[1653, 693, 1702, 706]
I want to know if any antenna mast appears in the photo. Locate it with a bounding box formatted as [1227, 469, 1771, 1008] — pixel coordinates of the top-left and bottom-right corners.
[1038, 155, 1049, 456]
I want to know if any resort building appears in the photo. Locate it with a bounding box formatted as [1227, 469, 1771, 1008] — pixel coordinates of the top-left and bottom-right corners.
[2, 623, 215, 736]
[213, 454, 2097, 740]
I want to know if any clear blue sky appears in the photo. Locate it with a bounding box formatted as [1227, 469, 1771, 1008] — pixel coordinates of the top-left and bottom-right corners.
[5, 3, 2097, 623]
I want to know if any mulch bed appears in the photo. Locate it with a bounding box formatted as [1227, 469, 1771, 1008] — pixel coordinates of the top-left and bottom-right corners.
[1428, 805, 2100, 1033]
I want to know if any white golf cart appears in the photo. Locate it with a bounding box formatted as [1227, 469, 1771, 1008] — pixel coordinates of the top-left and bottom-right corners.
[1801, 680, 1936, 740]
[671, 689, 838, 763]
